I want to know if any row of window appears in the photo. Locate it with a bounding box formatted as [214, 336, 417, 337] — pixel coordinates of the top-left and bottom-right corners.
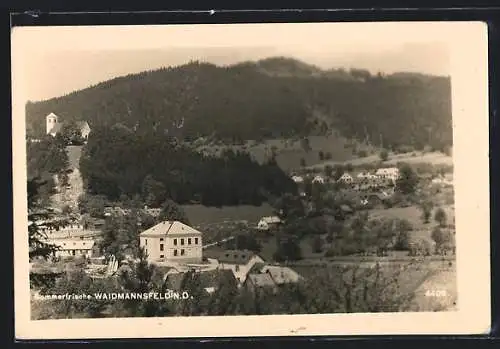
[144, 237, 199, 246]
[158, 249, 187, 259]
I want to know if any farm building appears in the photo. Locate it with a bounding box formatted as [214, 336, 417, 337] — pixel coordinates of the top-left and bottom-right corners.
[47, 239, 95, 259]
[215, 249, 265, 284]
[257, 216, 282, 230]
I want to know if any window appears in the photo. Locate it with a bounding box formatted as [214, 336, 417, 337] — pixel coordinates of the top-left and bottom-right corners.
[181, 249, 185, 256]
[145, 239, 147, 246]
[174, 239, 177, 246]
[160, 244, 164, 251]
[174, 250, 178, 256]
[181, 238, 185, 245]
[160, 238, 164, 242]
[188, 238, 192, 245]
[235, 265, 240, 272]
[195, 238, 199, 244]
[160, 254, 164, 259]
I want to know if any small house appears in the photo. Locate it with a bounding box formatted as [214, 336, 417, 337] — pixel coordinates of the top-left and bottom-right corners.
[312, 175, 325, 184]
[338, 172, 354, 184]
[257, 216, 282, 231]
[216, 249, 265, 284]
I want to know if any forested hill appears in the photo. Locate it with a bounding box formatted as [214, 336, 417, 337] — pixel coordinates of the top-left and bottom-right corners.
[25, 57, 452, 151]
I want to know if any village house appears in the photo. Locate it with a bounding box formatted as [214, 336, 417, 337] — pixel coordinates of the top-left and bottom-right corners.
[337, 172, 354, 184]
[375, 167, 400, 182]
[243, 273, 278, 293]
[291, 175, 304, 183]
[48, 239, 95, 259]
[312, 175, 325, 184]
[256, 216, 282, 231]
[216, 249, 265, 284]
[46, 112, 91, 140]
[139, 221, 203, 265]
[104, 206, 132, 217]
[142, 206, 162, 217]
[258, 265, 303, 286]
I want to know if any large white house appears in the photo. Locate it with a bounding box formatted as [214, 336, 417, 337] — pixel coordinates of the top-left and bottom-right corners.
[46, 112, 91, 140]
[139, 221, 203, 264]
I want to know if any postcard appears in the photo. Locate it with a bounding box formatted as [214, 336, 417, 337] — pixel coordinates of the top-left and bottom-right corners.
[12, 21, 490, 339]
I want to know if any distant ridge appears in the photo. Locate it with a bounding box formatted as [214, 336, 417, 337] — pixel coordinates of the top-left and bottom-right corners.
[26, 56, 452, 152]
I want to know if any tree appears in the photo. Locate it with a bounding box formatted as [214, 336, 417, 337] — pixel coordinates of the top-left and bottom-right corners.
[420, 201, 434, 224]
[158, 199, 190, 225]
[324, 165, 333, 178]
[273, 238, 303, 262]
[61, 121, 84, 145]
[420, 200, 434, 224]
[379, 150, 389, 161]
[117, 247, 169, 317]
[431, 227, 454, 255]
[28, 177, 69, 260]
[141, 174, 167, 207]
[333, 165, 345, 181]
[273, 193, 306, 222]
[299, 158, 307, 168]
[434, 207, 447, 227]
[311, 235, 323, 253]
[396, 164, 419, 195]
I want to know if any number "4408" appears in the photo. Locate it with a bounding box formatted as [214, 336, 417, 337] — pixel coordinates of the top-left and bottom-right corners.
[425, 290, 447, 297]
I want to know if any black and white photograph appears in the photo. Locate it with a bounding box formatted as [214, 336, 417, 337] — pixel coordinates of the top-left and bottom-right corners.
[12, 22, 490, 339]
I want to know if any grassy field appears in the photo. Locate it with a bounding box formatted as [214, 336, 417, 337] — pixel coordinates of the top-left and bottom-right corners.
[308, 151, 453, 171]
[182, 203, 275, 226]
[195, 135, 373, 173]
[369, 205, 455, 230]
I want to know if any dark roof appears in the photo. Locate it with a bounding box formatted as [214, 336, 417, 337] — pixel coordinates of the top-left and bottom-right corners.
[248, 262, 267, 275]
[218, 249, 256, 265]
[245, 273, 276, 288]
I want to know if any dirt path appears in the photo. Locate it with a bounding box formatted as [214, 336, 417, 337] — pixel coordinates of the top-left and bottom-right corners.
[51, 146, 85, 211]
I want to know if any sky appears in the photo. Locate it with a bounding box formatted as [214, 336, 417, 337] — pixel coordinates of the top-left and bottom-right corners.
[12, 22, 452, 102]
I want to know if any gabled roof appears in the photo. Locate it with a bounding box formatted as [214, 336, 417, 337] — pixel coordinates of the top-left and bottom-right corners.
[218, 249, 258, 265]
[262, 266, 302, 285]
[259, 216, 281, 224]
[246, 273, 276, 288]
[139, 221, 202, 238]
[75, 121, 90, 129]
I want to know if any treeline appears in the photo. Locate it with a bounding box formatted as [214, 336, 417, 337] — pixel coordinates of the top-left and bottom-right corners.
[26, 58, 452, 151]
[79, 124, 297, 206]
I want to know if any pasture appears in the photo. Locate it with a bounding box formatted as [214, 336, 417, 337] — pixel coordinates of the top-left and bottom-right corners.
[369, 205, 455, 230]
[308, 151, 453, 171]
[195, 135, 368, 172]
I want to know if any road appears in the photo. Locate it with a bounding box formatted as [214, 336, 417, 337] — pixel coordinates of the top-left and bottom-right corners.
[202, 236, 235, 249]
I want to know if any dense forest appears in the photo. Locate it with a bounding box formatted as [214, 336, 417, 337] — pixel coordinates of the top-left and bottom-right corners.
[26, 57, 452, 151]
[79, 124, 297, 206]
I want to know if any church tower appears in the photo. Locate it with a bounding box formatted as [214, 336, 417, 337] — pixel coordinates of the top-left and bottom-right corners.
[46, 113, 58, 135]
